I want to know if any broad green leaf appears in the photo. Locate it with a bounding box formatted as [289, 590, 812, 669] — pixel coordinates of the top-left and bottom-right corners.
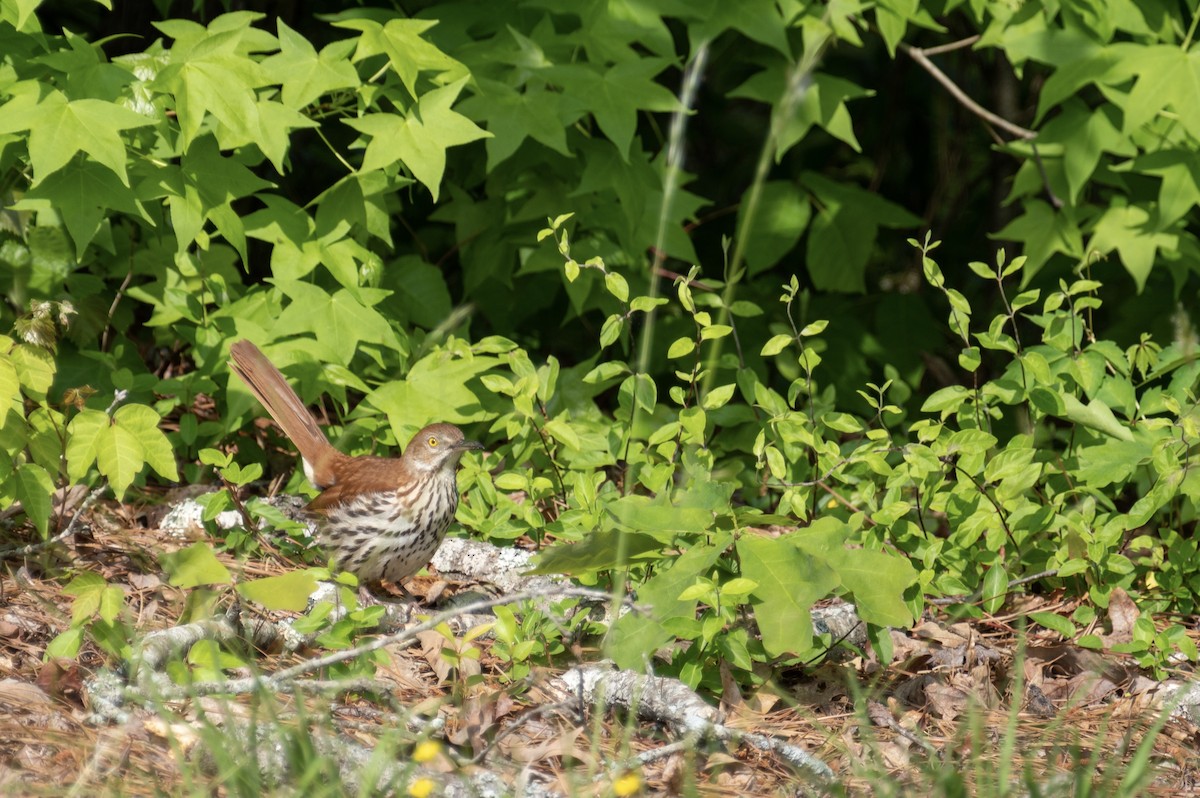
[835, 547, 916, 627]
[237, 569, 320, 611]
[737, 535, 839, 656]
[1086, 202, 1176, 291]
[335, 17, 467, 97]
[528, 529, 663, 575]
[366, 351, 499, 441]
[63, 571, 107, 623]
[262, 19, 360, 109]
[981, 563, 1008, 614]
[992, 200, 1083, 279]
[605, 538, 729, 669]
[66, 408, 109, 481]
[606, 495, 712, 542]
[1060, 394, 1134, 441]
[761, 334, 793, 356]
[12, 462, 53, 536]
[543, 59, 680, 161]
[114, 404, 179, 482]
[160, 542, 232, 588]
[735, 181, 810, 274]
[344, 78, 490, 200]
[9, 343, 54, 402]
[0, 89, 153, 185]
[97, 423, 145, 499]
[1028, 611, 1076, 637]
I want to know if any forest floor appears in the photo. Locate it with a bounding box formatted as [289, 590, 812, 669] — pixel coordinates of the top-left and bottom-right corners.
[2, 495, 1200, 797]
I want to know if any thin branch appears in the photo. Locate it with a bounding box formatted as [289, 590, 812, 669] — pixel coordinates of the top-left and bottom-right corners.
[128, 586, 632, 702]
[901, 44, 1036, 141]
[0, 485, 106, 560]
[920, 35, 981, 56]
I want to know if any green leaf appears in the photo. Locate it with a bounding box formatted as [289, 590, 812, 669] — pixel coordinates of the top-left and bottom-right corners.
[9, 344, 55, 402]
[66, 408, 109, 482]
[736, 181, 810, 274]
[992, 200, 1083, 279]
[1060, 394, 1134, 441]
[63, 571, 108, 623]
[606, 539, 728, 669]
[160, 542, 232, 588]
[262, 19, 360, 109]
[1028, 611, 1076, 637]
[761, 334, 793, 356]
[344, 78, 490, 201]
[0, 87, 153, 185]
[97, 422, 145, 499]
[529, 529, 664, 575]
[702, 383, 736, 410]
[237, 569, 319, 611]
[668, 337, 696, 359]
[606, 495, 712, 542]
[981, 563, 1008, 614]
[545, 59, 681, 161]
[604, 271, 629, 303]
[1086, 202, 1176, 291]
[12, 462, 54, 536]
[737, 535, 839, 656]
[114, 404, 179, 482]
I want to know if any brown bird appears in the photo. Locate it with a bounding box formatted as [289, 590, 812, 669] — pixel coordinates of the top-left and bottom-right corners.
[228, 340, 483, 599]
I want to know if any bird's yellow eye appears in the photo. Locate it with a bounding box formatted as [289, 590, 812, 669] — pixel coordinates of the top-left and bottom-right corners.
[428, 436, 438, 447]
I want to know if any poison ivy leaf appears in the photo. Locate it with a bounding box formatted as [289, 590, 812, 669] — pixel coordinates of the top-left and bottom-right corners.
[66, 408, 108, 482]
[161, 542, 232, 588]
[0, 86, 153, 185]
[12, 462, 53, 535]
[738, 535, 838, 656]
[97, 422, 144, 499]
[262, 19, 359, 109]
[8, 344, 54, 402]
[63, 572, 108, 623]
[344, 78, 490, 200]
[113, 404, 179, 482]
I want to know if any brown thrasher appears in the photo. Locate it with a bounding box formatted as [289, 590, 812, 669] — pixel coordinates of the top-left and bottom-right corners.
[228, 340, 483, 595]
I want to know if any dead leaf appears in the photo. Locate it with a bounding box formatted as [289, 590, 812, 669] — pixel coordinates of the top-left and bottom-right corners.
[1103, 588, 1139, 646]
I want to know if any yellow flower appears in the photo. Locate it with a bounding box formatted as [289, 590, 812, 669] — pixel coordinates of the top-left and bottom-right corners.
[407, 777, 436, 798]
[614, 771, 641, 796]
[413, 739, 442, 764]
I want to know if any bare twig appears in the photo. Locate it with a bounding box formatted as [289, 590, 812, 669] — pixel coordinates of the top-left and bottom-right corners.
[0, 485, 106, 560]
[128, 586, 632, 702]
[901, 43, 1036, 141]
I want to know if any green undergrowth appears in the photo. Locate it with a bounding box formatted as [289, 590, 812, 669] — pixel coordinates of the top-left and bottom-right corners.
[1, 0, 1199, 699]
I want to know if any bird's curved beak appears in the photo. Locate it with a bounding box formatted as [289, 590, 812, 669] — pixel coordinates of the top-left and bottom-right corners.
[456, 440, 485, 451]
